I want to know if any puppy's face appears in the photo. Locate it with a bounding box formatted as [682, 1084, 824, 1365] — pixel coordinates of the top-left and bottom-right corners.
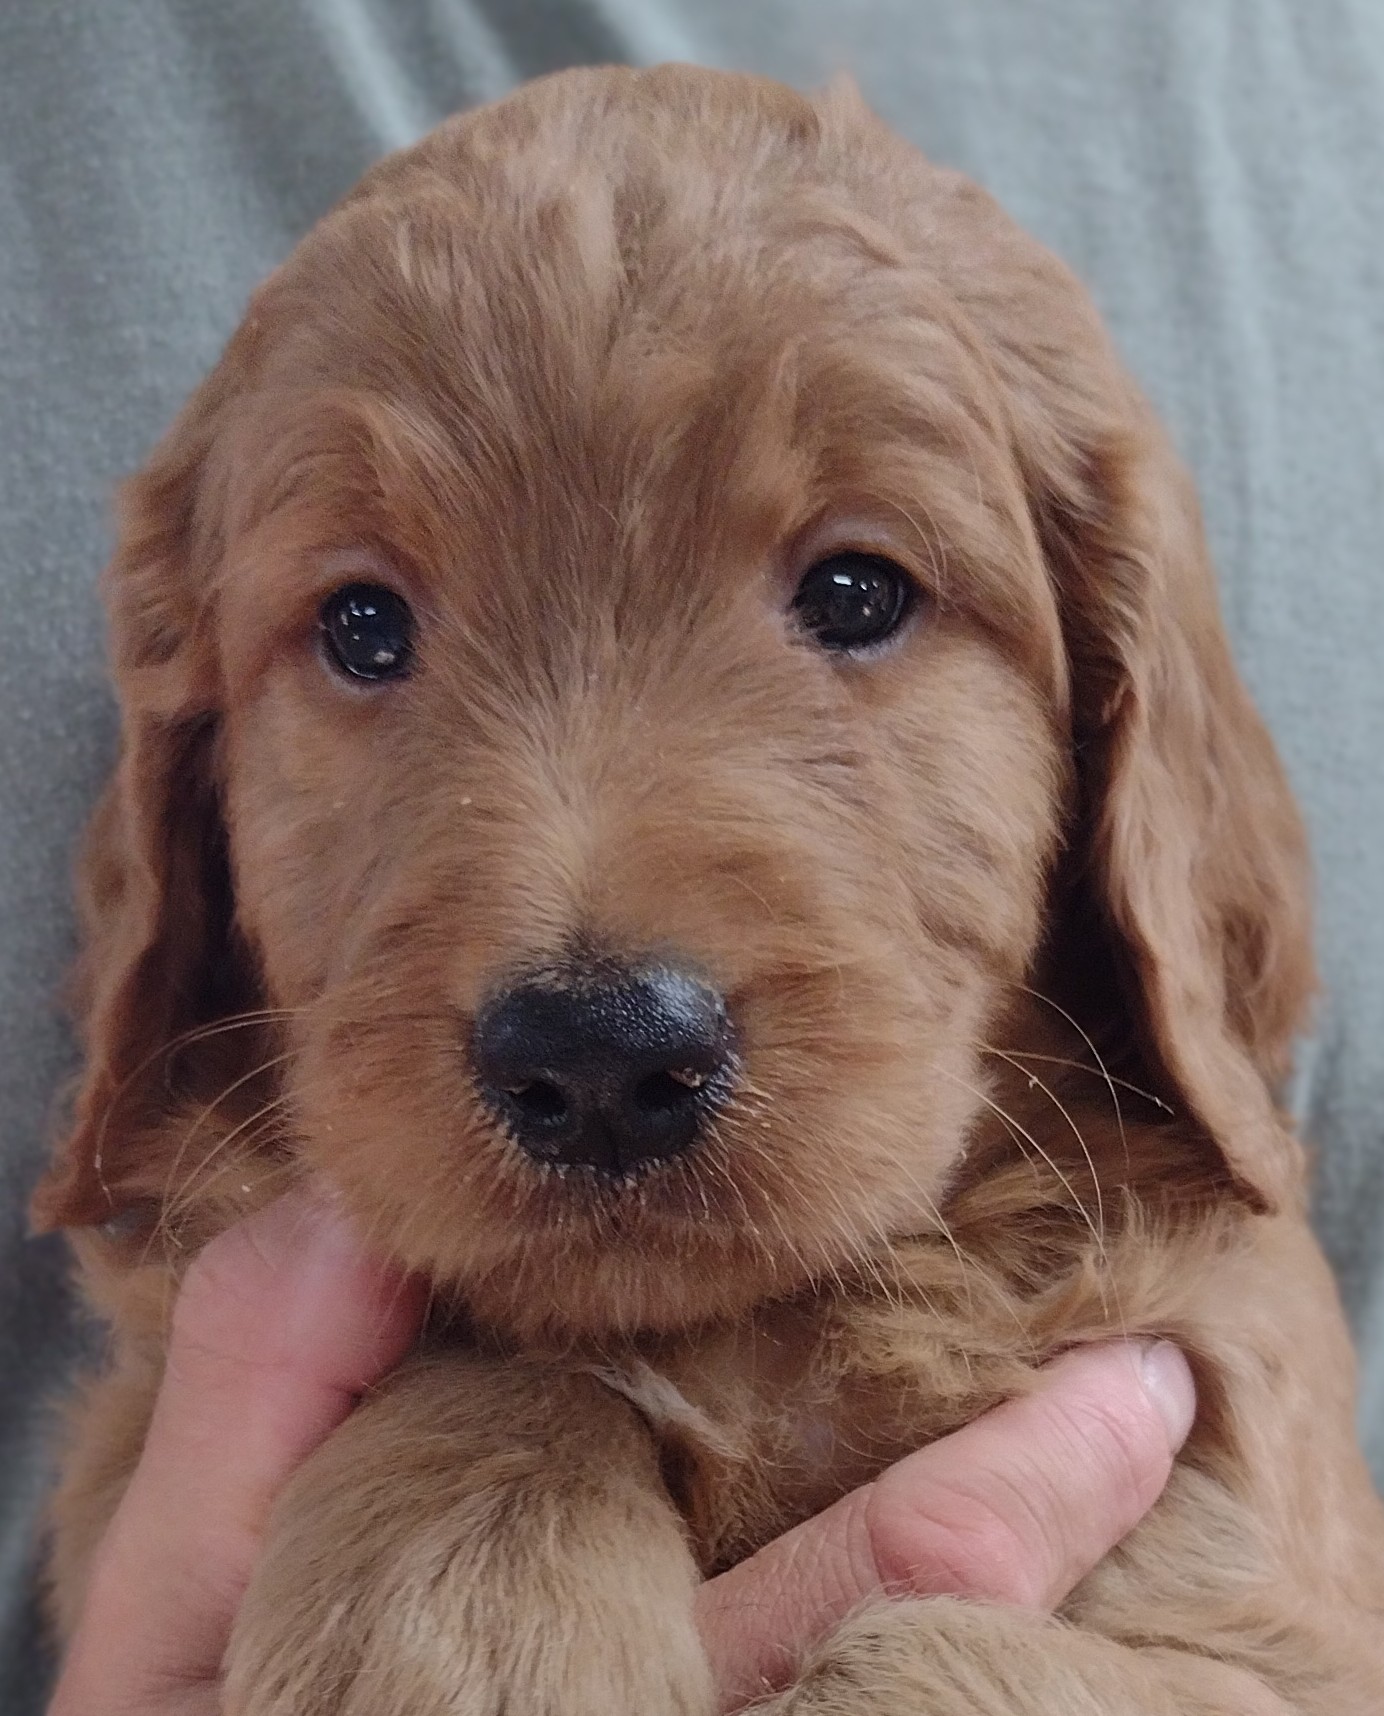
[45, 69, 1310, 1341]
[201, 81, 1066, 1339]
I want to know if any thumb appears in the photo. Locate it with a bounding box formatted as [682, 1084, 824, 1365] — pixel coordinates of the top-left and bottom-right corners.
[696, 1339, 1196, 1711]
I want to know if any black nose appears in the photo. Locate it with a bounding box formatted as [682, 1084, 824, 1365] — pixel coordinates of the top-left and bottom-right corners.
[471, 965, 736, 1178]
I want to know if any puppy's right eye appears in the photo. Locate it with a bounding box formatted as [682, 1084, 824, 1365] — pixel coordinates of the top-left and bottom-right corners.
[792, 553, 915, 654]
[320, 583, 415, 681]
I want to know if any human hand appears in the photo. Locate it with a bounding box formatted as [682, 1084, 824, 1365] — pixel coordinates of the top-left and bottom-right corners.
[48, 1194, 1194, 1716]
[48, 1192, 424, 1716]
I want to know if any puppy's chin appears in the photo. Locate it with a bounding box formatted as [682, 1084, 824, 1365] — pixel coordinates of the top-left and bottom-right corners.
[304, 1091, 970, 1344]
[453, 1215, 804, 1346]
[318, 1164, 786, 1342]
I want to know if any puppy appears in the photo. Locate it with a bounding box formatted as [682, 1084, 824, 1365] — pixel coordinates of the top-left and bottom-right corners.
[34, 63, 1384, 1714]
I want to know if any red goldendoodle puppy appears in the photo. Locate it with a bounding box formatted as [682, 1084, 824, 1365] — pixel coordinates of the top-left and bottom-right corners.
[34, 64, 1384, 1714]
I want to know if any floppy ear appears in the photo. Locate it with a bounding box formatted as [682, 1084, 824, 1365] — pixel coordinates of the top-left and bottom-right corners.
[1029, 373, 1315, 1213]
[896, 163, 1319, 1212]
[31, 347, 265, 1232]
[838, 127, 1314, 1209]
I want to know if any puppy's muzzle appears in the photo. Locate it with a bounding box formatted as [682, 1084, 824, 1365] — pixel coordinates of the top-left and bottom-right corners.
[471, 963, 738, 1178]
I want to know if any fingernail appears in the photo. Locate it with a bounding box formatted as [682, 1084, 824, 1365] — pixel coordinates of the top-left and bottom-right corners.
[1138, 1341, 1197, 1451]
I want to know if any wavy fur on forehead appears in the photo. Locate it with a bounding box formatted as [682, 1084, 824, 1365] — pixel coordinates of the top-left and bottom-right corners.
[231, 74, 1049, 628]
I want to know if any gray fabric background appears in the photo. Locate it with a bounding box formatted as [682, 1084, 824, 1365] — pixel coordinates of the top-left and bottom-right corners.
[3, 2, 1382, 1708]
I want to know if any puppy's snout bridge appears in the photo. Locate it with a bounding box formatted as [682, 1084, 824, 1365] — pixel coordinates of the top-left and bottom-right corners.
[471, 964, 737, 1178]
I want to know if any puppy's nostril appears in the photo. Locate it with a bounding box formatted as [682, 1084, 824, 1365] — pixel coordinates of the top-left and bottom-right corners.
[504, 1080, 568, 1124]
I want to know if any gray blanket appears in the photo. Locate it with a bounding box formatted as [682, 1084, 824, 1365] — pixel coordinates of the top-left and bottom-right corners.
[4, 3, 1382, 1708]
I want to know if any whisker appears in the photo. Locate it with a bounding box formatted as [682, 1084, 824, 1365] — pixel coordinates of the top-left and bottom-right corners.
[156, 1085, 297, 1243]
[982, 1048, 1106, 1254]
[983, 1047, 1167, 1111]
[90, 1008, 302, 1209]
[144, 1132, 300, 1275]
[1011, 983, 1143, 1178]
[150, 1051, 300, 1259]
[163, 1104, 297, 1222]
[979, 1048, 1128, 1340]
[932, 1065, 1109, 1280]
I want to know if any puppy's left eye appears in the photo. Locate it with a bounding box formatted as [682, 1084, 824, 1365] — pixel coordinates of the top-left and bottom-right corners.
[792, 553, 915, 653]
[319, 583, 415, 681]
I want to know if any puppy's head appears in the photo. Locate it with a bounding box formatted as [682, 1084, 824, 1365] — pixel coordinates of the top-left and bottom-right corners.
[35, 67, 1313, 1340]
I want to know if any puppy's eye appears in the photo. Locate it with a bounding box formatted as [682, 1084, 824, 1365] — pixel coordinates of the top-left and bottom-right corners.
[792, 553, 915, 653]
[319, 583, 415, 681]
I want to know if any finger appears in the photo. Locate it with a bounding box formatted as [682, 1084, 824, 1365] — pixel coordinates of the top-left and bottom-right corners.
[697, 1339, 1195, 1711]
[52, 1189, 424, 1709]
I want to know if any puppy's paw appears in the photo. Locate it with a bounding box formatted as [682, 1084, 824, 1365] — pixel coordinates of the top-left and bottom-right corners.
[221, 1367, 715, 1716]
[224, 1529, 714, 1716]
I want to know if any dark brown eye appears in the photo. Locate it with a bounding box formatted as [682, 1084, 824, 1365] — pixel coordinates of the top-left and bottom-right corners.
[792, 553, 914, 653]
[320, 583, 415, 681]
